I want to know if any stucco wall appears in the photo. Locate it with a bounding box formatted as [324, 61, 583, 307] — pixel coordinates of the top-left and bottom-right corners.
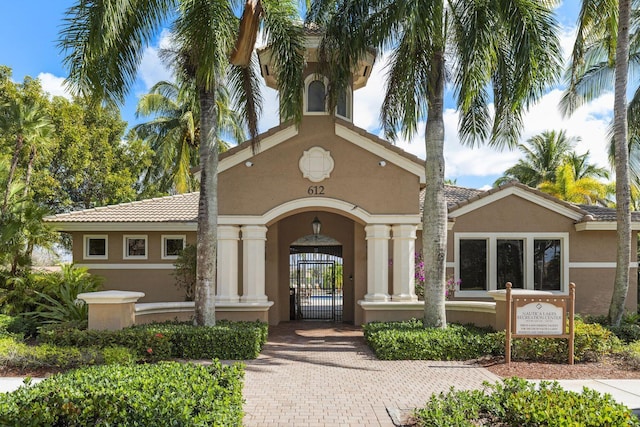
[218, 116, 420, 216]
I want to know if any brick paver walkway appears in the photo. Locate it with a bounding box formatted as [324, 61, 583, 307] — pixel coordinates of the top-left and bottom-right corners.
[242, 322, 500, 426]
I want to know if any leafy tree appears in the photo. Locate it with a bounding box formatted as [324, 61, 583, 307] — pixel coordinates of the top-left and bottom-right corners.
[538, 163, 609, 204]
[563, 0, 633, 326]
[494, 130, 580, 187]
[133, 79, 241, 194]
[59, 0, 306, 326]
[37, 96, 154, 212]
[309, 0, 562, 327]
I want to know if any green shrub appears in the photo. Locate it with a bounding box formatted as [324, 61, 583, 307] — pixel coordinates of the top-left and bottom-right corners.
[39, 320, 268, 360]
[138, 320, 269, 359]
[363, 321, 502, 360]
[363, 319, 617, 362]
[621, 341, 640, 370]
[38, 326, 172, 362]
[611, 323, 640, 343]
[0, 361, 244, 426]
[508, 320, 619, 362]
[413, 377, 640, 426]
[0, 336, 134, 370]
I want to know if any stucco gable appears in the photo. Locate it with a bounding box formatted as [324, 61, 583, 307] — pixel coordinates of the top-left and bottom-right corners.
[448, 182, 589, 222]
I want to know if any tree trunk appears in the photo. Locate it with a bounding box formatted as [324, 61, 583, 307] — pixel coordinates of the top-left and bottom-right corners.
[230, 0, 262, 67]
[23, 145, 36, 197]
[194, 88, 218, 326]
[609, 0, 631, 326]
[423, 50, 447, 328]
[2, 134, 24, 215]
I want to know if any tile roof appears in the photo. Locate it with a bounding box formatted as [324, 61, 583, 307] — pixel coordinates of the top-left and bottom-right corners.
[44, 182, 633, 225]
[45, 193, 199, 223]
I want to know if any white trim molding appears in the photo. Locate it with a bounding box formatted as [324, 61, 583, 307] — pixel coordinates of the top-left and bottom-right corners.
[79, 263, 175, 270]
[569, 262, 639, 269]
[54, 222, 196, 232]
[219, 197, 420, 227]
[161, 234, 186, 260]
[83, 234, 108, 260]
[123, 235, 148, 260]
[575, 221, 640, 231]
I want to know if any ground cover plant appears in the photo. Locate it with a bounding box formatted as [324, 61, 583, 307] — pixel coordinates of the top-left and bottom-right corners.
[0, 361, 244, 426]
[411, 377, 640, 426]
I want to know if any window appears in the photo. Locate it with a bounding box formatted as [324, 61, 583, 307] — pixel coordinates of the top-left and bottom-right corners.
[123, 235, 148, 259]
[496, 240, 524, 289]
[307, 80, 326, 112]
[162, 235, 186, 259]
[83, 235, 108, 259]
[534, 239, 561, 291]
[455, 234, 567, 294]
[459, 239, 487, 290]
[336, 89, 352, 120]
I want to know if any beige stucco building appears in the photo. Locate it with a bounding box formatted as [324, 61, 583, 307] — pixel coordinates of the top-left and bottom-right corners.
[45, 34, 639, 326]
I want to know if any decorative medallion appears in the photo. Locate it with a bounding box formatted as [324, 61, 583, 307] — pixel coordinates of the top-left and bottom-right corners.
[299, 146, 334, 183]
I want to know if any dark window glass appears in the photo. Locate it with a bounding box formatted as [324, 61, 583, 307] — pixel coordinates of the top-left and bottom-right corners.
[165, 238, 184, 257]
[88, 238, 106, 256]
[459, 239, 487, 290]
[534, 239, 561, 290]
[497, 239, 524, 289]
[337, 90, 348, 118]
[308, 80, 326, 112]
[127, 238, 146, 256]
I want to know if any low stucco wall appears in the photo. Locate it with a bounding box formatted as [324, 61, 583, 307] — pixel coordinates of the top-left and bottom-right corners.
[358, 301, 497, 328]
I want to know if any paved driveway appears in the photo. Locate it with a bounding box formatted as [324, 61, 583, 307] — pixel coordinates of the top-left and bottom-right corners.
[242, 322, 500, 426]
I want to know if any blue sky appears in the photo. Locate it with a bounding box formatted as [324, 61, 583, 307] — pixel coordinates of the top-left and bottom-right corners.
[0, 1, 614, 190]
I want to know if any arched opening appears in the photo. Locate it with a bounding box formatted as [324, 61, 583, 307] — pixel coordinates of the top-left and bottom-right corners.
[307, 80, 326, 112]
[290, 235, 343, 321]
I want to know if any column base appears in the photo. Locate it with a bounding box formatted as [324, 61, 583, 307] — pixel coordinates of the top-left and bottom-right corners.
[364, 293, 390, 302]
[240, 295, 269, 303]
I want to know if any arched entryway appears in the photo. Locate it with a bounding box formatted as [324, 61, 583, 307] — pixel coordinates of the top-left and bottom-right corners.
[290, 236, 343, 321]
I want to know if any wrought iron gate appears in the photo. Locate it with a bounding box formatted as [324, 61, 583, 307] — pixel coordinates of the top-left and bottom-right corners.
[291, 252, 343, 321]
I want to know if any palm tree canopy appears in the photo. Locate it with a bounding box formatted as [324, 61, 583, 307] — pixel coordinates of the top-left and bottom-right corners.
[308, 0, 562, 147]
[494, 130, 581, 187]
[538, 163, 609, 205]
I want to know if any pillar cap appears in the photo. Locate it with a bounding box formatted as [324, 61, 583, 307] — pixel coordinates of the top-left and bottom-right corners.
[78, 290, 145, 304]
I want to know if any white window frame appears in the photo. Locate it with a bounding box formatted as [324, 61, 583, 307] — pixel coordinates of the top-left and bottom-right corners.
[123, 234, 148, 260]
[454, 232, 569, 297]
[83, 234, 108, 260]
[161, 234, 186, 260]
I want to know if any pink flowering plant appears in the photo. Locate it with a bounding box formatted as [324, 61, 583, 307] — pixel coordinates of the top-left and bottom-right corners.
[414, 252, 461, 300]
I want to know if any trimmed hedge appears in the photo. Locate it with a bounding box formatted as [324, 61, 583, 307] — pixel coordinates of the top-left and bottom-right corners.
[0, 361, 244, 426]
[139, 320, 268, 359]
[0, 336, 135, 370]
[363, 319, 618, 362]
[363, 320, 502, 360]
[39, 320, 269, 360]
[413, 377, 640, 426]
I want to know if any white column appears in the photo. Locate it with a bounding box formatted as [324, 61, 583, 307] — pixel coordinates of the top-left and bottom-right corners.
[365, 224, 390, 301]
[216, 225, 240, 303]
[241, 225, 268, 303]
[392, 224, 418, 301]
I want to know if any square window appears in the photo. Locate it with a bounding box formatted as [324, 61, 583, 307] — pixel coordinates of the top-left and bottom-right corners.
[162, 235, 186, 259]
[84, 235, 108, 259]
[124, 235, 147, 259]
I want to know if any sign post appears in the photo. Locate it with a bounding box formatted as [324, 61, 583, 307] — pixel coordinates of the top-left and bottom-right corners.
[505, 282, 575, 365]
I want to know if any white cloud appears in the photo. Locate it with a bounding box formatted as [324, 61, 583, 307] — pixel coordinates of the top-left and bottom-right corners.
[37, 73, 72, 100]
[138, 29, 174, 90]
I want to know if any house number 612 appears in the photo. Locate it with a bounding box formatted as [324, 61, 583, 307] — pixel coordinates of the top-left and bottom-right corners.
[307, 185, 325, 195]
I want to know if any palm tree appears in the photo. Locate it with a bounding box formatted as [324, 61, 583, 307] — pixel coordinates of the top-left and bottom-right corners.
[563, 0, 632, 326]
[309, 0, 561, 327]
[59, 0, 305, 326]
[0, 97, 53, 215]
[494, 130, 578, 187]
[133, 80, 241, 194]
[538, 163, 609, 204]
[565, 151, 610, 181]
